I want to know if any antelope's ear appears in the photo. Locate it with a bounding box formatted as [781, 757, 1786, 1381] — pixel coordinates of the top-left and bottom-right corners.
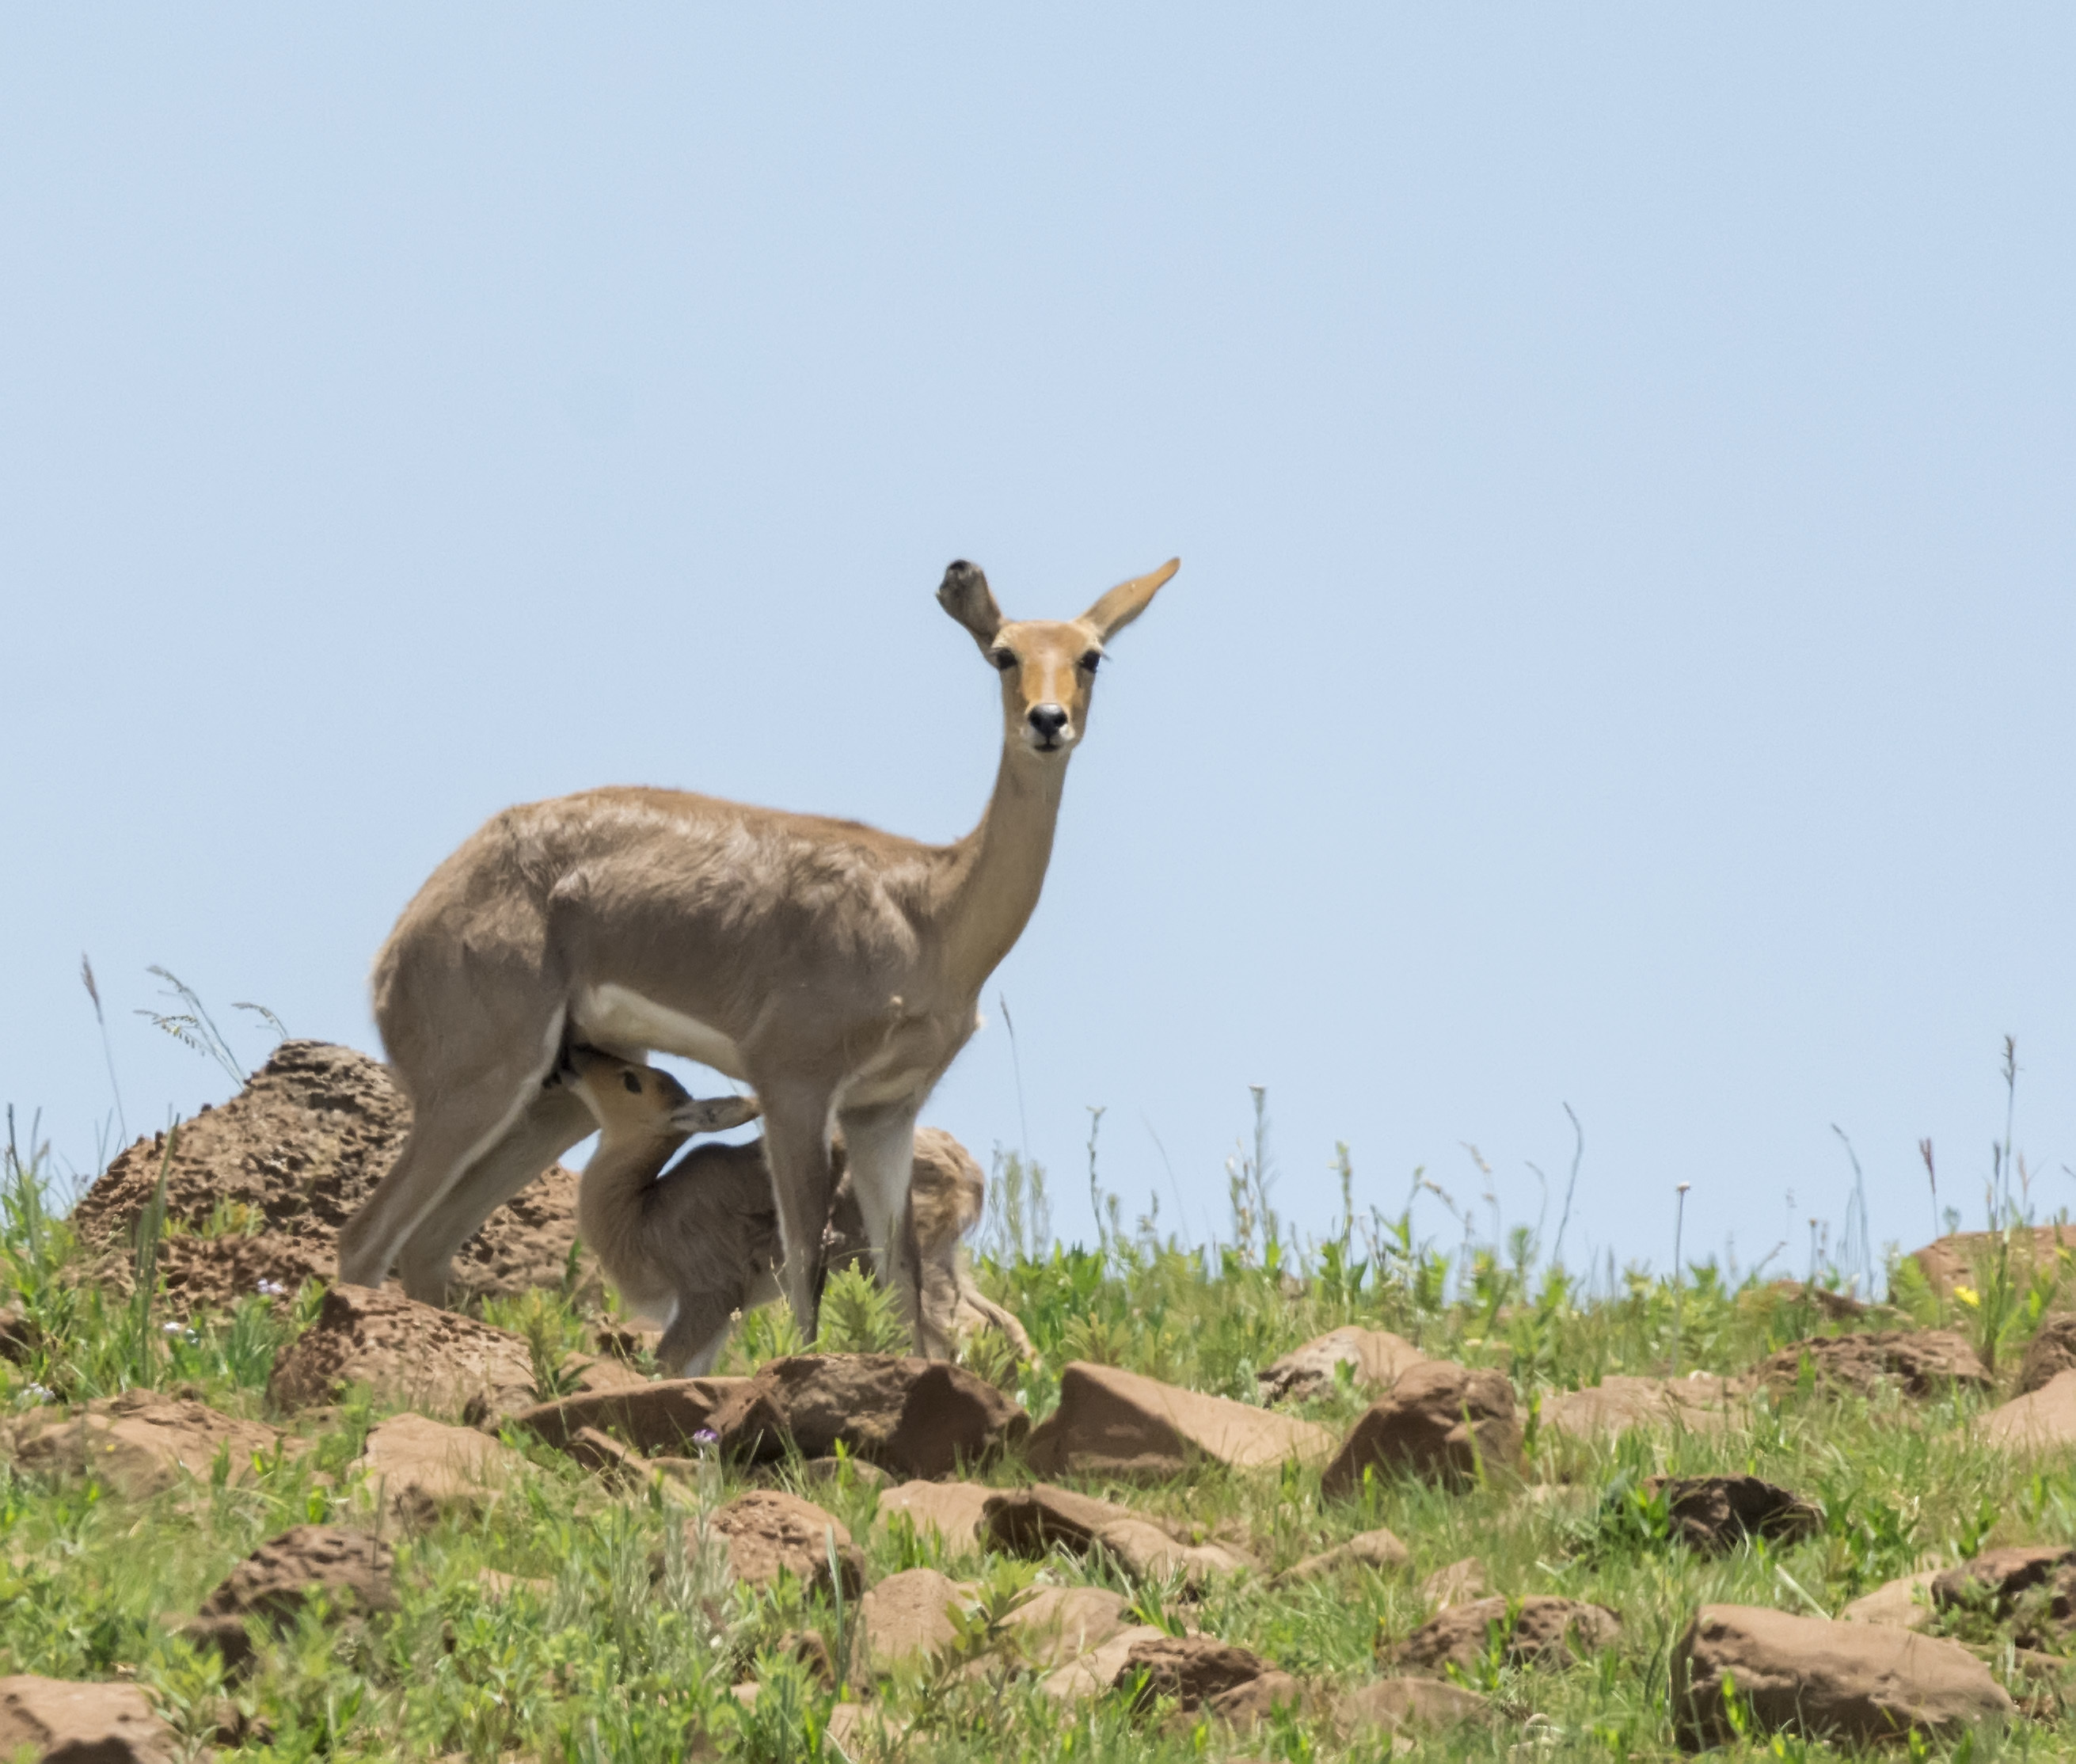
[1081, 558, 1179, 641]
[937, 560, 1005, 652]
[671, 1093, 762, 1135]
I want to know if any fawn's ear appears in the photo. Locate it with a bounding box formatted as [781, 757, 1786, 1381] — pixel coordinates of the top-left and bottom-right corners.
[671, 1093, 762, 1135]
[1080, 558, 1179, 641]
[937, 560, 1004, 652]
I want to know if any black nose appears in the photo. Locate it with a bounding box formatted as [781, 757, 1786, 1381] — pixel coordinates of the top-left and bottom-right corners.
[1028, 704, 1068, 737]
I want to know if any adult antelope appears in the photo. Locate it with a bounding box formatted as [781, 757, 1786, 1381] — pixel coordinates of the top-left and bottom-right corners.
[336, 557, 1179, 1346]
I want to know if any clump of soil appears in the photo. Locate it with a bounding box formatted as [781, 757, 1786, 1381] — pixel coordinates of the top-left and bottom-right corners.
[68, 1040, 592, 1310]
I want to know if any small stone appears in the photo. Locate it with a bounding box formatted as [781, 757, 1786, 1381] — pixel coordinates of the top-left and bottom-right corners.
[0, 1675, 177, 1764]
[709, 1354, 1028, 1478]
[475, 1569, 553, 1602]
[1840, 1569, 1939, 1632]
[871, 1480, 993, 1556]
[1538, 1374, 1735, 1441]
[1025, 1362, 1333, 1479]
[853, 1568, 974, 1678]
[1671, 1603, 2015, 1750]
[351, 1412, 523, 1527]
[2018, 1317, 2076, 1395]
[1040, 1625, 1171, 1701]
[1642, 1474, 1824, 1554]
[1275, 1527, 1411, 1584]
[1000, 1587, 1136, 1671]
[561, 1426, 651, 1486]
[1122, 1633, 1274, 1712]
[1751, 1330, 1991, 1401]
[182, 1525, 396, 1671]
[509, 1378, 748, 1456]
[800, 1455, 889, 1492]
[700, 1490, 864, 1599]
[1983, 1371, 2076, 1453]
[982, 1485, 1254, 1587]
[7, 1390, 281, 1500]
[1420, 1556, 1489, 1610]
[1206, 1669, 1306, 1728]
[1321, 1361, 1524, 1496]
[1258, 1327, 1429, 1404]
[1932, 1545, 2076, 1620]
[1391, 1595, 1619, 1674]
[266, 1283, 538, 1420]
[1333, 1676, 1493, 1735]
[776, 1629, 835, 1688]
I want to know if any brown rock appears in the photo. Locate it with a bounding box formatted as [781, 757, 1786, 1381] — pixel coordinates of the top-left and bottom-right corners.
[70, 1040, 595, 1304]
[853, 1568, 974, 1678]
[1392, 1595, 1620, 1674]
[1276, 1527, 1411, 1584]
[512, 1378, 748, 1456]
[1420, 1556, 1489, 1609]
[1333, 1675, 1492, 1734]
[871, 1480, 993, 1556]
[1122, 1633, 1272, 1711]
[562, 1426, 652, 1486]
[1040, 1625, 1171, 1701]
[1909, 1227, 2076, 1302]
[1841, 1570, 1939, 1632]
[476, 1568, 553, 1602]
[1752, 1330, 1990, 1401]
[710, 1354, 1027, 1478]
[2018, 1317, 2076, 1395]
[1257, 1327, 1429, 1405]
[777, 1629, 836, 1688]
[0, 1675, 178, 1763]
[352, 1411, 523, 1526]
[1932, 1545, 2076, 1620]
[0, 1306, 35, 1363]
[1321, 1360, 1524, 1497]
[8, 1390, 280, 1499]
[1206, 1669, 1305, 1727]
[702, 1489, 863, 1599]
[1672, 1603, 2015, 1749]
[982, 1485, 1254, 1586]
[800, 1455, 889, 1493]
[1642, 1474, 1824, 1554]
[1025, 1362, 1334, 1478]
[1001, 1587, 1137, 1671]
[1982, 1368, 2076, 1452]
[183, 1525, 396, 1670]
[1538, 1374, 1736, 1441]
[266, 1283, 538, 1420]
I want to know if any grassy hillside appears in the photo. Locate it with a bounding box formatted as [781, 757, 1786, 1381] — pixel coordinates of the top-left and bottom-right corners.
[0, 1125, 2071, 1762]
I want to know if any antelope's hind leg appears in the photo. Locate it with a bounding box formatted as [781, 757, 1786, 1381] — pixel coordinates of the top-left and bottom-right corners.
[337, 1063, 553, 1291]
[393, 1082, 596, 1305]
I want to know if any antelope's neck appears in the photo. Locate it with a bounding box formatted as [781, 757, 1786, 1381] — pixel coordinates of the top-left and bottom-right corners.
[936, 745, 1068, 997]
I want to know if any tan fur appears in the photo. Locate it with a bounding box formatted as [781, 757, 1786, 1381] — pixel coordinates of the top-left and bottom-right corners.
[559, 1047, 1033, 1373]
[336, 557, 1177, 1351]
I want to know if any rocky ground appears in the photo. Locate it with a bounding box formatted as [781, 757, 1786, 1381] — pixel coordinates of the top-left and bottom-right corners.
[2, 1046, 2076, 1759]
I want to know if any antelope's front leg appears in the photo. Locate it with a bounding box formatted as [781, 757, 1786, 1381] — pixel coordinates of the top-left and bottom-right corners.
[834, 1101, 926, 1351]
[757, 1087, 841, 1344]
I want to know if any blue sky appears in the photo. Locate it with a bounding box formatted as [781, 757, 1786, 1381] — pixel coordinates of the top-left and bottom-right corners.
[3, 10, 2071, 1285]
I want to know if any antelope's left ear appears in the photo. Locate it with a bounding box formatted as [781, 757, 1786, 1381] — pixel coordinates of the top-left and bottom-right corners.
[1080, 558, 1179, 641]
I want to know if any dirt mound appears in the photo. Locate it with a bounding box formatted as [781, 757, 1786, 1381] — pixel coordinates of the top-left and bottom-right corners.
[70, 1040, 591, 1306]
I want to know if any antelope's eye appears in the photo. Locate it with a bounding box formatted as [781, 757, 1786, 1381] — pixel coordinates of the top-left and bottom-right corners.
[622, 1072, 642, 1094]
[990, 648, 1017, 672]
[1079, 650, 1103, 673]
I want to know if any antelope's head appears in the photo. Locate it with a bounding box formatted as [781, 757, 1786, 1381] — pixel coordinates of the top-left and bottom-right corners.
[555, 1046, 761, 1138]
[937, 558, 1180, 760]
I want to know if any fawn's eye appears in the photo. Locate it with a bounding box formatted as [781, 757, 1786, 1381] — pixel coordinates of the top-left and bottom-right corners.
[990, 648, 1017, 671]
[622, 1072, 642, 1094]
[1079, 650, 1102, 673]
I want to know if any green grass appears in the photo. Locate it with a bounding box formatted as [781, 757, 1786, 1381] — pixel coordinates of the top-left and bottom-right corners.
[3, 1128, 2075, 1762]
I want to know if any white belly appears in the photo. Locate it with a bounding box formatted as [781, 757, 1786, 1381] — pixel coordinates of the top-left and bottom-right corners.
[574, 984, 747, 1080]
